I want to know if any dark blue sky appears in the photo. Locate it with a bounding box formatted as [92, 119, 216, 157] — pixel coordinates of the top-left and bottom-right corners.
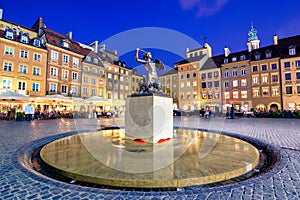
[1, 0, 300, 68]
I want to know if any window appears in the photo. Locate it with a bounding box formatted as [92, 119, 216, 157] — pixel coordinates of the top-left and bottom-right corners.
[232, 57, 237, 62]
[62, 70, 68, 78]
[297, 86, 300, 95]
[262, 75, 268, 83]
[241, 91, 247, 98]
[72, 72, 78, 80]
[21, 35, 28, 43]
[187, 82, 191, 87]
[202, 93, 207, 99]
[224, 71, 228, 78]
[173, 84, 177, 88]
[91, 89, 96, 96]
[208, 93, 213, 99]
[201, 73, 206, 79]
[214, 71, 219, 78]
[63, 54, 69, 63]
[5, 46, 14, 55]
[50, 67, 57, 76]
[232, 70, 238, 77]
[73, 58, 79, 66]
[224, 81, 229, 88]
[92, 78, 96, 84]
[84, 77, 88, 83]
[207, 82, 212, 88]
[252, 66, 258, 72]
[296, 60, 300, 67]
[240, 55, 246, 61]
[252, 76, 258, 84]
[2, 79, 12, 89]
[125, 85, 129, 90]
[233, 80, 238, 87]
[253, 89, 259, 97]
[173, 75, 177, 80]
[34, 53, 41, 61]
[224, 92, 230, 99]
[272, 75, 278, 82]
[62, 85, 67, 94]
[284, 62, 290, 68]
[33, 67, 40, 76]
[20, 50, 28, 58]
[186, 74, 190, 78]
[193, 92, 197, 99]
[255, 53, 261, 60]
[286, 86, 293, 95]
[289, 46, 296, 55]
[86, 56, 91, 62]
[241, 79, 247, 86]
[193, 81, 197, 87]
[120, 85, 124, 90]
[214, 93, 219, 99]
[261, 65, 267, 71]
[92, 68, 97, 73]
[62, 40, 70, 48]
[271, 63, 277, 70]
[107, 93, 111, 99]
[241, 69, 246, 76]
[125, 78, 129, 83]
[94, 58, 98, 64]
[214, 81, 219, 87]
[265, 51, 272, 58]
[193, 72, 197, 77]
[208, 72, 212, 79]
[272, 88, 279, 96]
[4, 62, 13, 71]
[99, 89, 103, 97]
[107, 73, 112, 79]
[285, 73, 291, 80]
[51, 51, 58, 60]
[71, 87, 78, 94]
[262, 88, 269, 96]
[5, 31, 13, 39]
[120, 76, 124, 82]
[201, 82, 206, 88]
[32, 83, 40, 92]
[224, 58, 228, 64]
[18, 81, 26, 91]
[19, 65, 27, 74]
[296, 72, 300, 80]
[33, 39, 40, 47]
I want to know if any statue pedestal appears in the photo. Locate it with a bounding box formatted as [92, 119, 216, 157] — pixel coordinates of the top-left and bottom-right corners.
[125, 95, 173, 143]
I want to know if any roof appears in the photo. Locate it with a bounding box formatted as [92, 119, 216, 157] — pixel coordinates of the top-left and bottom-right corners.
[201, 57, 218, 71]
[42, 28, 89, 56]
[0, 19, 36, 32]
[0, 29, 46, 50]
[174, 54, 206, 65]
[160, 69, 178, 76]
[277, 34, 300, 58]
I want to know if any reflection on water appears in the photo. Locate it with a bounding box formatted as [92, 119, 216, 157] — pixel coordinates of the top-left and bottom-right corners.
[40, 128, 260, 187]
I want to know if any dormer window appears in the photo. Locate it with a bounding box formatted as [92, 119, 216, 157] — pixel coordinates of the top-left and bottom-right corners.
[61, 39, 70, 48]
[21, 35, 28, 43]
[93, 58, 98, 64]
[240, 54, 246, 61]
[224, 58, 228, 64]
[254, 53, 261, 60]
[33, 39, 40, 47]
[86, 56, 91, 62]
[289, 45, 296, 56]
[5, 31, 13, 39]
[232, 56, 237, 62]
[265, 50, 272, 59]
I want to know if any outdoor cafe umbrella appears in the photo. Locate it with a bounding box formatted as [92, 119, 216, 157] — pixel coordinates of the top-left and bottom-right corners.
[84, 96, 109, 104]
[0, 90, 31, 101]
[35, 94, 73, 103]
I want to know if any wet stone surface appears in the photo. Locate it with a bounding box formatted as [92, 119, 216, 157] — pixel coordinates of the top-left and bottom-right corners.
[0, 117, 300, 199]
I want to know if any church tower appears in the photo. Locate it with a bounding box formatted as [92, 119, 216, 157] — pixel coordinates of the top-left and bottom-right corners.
[247, 23, 260, 51]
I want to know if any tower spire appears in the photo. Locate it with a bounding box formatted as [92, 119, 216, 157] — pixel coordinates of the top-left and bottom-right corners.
[247, 23, 260, 50]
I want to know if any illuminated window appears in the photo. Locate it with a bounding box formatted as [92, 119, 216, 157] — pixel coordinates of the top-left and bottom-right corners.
[241, 79, 247, 86]
[233, 91, 239, 98]
[241, 91, 247, 98]
[232, 80, 238, 87]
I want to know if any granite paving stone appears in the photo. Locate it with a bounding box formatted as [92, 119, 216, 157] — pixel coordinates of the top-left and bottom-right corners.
[0, 117, 300, 199]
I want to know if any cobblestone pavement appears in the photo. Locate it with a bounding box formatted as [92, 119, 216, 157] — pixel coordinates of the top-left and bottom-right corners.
[0, 117, 299, 199]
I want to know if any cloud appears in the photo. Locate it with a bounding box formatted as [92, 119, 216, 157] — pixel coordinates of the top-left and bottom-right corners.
[179, 0, 229, 17]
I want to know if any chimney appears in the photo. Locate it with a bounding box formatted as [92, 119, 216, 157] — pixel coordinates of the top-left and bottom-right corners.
[204, 43, 212, 57]
[186, 47, 190, 52]
[273, 35, 278, 45]
[113, 50, 117, 55]
[99, 44, 106, 51]
[247, 42, 252, 52]
[224, 46, 230, 57]
[66, 31, 72, 39]
[89, 40, 99, 53]
[0, 8, 3, 20]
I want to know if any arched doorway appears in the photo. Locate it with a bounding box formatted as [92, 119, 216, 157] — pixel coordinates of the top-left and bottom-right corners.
[268, 102, 280, 111]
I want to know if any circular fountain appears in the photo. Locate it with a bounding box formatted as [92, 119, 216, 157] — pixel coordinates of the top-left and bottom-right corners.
[40, 128, 260, 188]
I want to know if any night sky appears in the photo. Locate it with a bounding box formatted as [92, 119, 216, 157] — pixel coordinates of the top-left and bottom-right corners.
[1, 0, 300, 69]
